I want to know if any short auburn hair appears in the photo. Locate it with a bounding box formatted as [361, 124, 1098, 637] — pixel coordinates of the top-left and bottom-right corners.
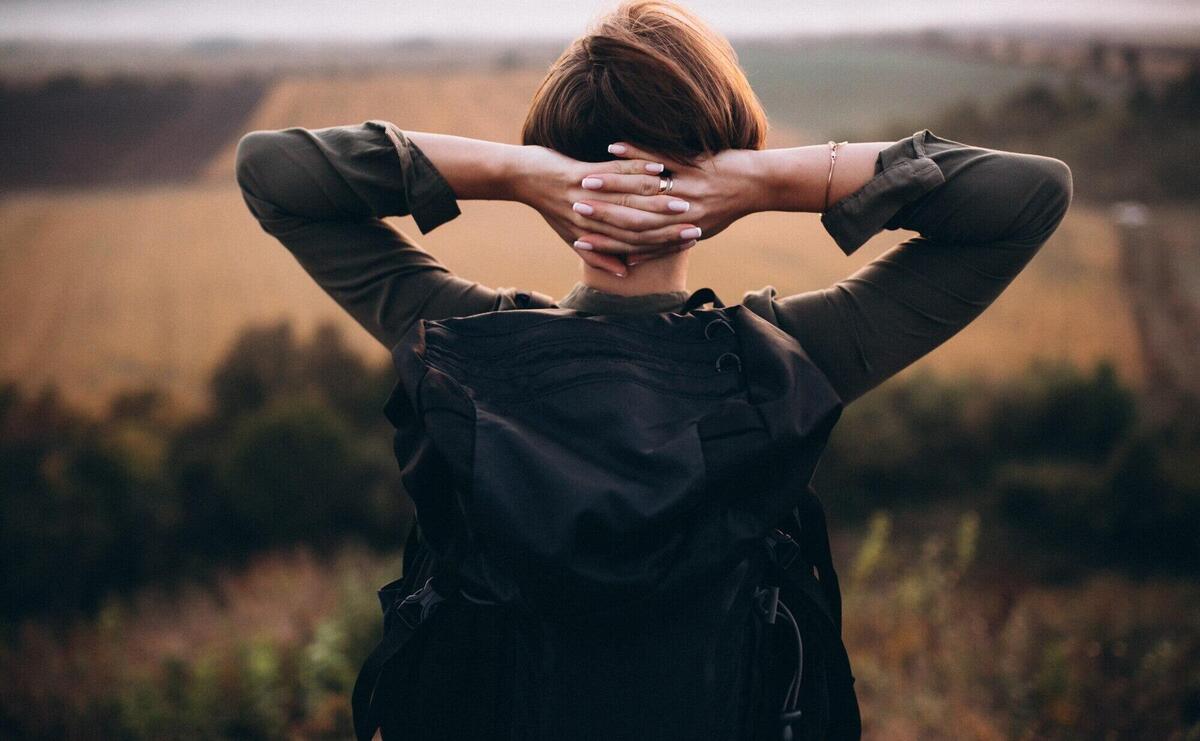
[521, 0, 768, 165]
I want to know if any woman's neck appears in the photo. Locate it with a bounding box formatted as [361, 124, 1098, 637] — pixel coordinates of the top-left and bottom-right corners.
[579, 251, 690, 296]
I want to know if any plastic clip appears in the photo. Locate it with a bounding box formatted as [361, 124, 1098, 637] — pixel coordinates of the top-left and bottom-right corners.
[715, 352, 742, 373]
[757, 586, 780, 625]
[704, 317, 735, 339]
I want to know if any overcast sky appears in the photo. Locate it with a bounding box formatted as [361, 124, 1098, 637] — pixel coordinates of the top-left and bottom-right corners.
[3, 0, 1199, 40]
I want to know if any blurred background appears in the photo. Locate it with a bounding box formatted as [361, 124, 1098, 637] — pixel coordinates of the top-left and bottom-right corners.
[2, 1, 1199, 738]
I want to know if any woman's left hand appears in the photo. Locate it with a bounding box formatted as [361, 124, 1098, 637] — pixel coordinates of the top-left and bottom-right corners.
[512, 145, 703, 276]
[571, 142, 766, 266]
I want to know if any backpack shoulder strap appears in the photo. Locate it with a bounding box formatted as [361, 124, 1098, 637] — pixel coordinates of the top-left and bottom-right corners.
[351, 526, 444, 741]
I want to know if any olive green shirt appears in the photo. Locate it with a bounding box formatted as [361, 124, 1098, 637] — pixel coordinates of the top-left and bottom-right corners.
[234, 121, 1072, 404]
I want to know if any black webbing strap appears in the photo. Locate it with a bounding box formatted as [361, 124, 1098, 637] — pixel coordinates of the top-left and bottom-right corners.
[772, 489, 862, 740]
[351, 616, 416, 741]
[768, 527, 837, 632]
[351, 578, 443, 741]
[681, 286, 726, 312]
[794, 487, 844, 631]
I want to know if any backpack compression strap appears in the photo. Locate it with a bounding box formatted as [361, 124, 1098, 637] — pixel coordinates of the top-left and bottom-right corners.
[795, 487, 843, 630]
[351, 578, 444, 741]
[768, 489, 861, 740]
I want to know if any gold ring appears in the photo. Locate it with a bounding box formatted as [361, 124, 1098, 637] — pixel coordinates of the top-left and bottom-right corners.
[658, 176, 674, 194]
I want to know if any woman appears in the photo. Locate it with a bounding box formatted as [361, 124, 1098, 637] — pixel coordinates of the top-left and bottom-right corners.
[234, 7, 1071, 409]
[235, 1, 1072, 737]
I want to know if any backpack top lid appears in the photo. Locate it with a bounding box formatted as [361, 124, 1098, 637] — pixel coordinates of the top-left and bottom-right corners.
[382, 293, 844, 618]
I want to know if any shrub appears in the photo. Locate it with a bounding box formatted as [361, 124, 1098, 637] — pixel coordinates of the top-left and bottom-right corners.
[818, 368, 992, 517]
[216, 391, 397, 551]
[987, 359, 1136, 465]
[0, 320, 409, 624]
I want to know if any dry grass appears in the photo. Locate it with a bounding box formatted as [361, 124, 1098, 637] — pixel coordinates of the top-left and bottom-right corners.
[1, 546, 400, 740]
[5, 531, 1196, 740]
[0, 71, 1142, 415]
[200, 70, 550, 181]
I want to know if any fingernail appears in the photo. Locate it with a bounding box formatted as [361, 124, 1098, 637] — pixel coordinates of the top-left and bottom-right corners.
[573, 240, 593, 251]
[572, 202, 594, 216]
[645, 162, 664, 174]
[668, 200, 690, 213]
[581, 177, 603, 189]
[607, 143, 627, 155]
[680, 227, 702, 239]
[626, 260, 639, 267]
[613, 270, 626, 278]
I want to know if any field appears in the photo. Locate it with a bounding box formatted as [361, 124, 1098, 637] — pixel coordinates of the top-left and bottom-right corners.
[737, 37, 1076, 138]
[8, 527, 1199, 740]
[0, 59, 1144, 415]
[4, 38, 1196, 739]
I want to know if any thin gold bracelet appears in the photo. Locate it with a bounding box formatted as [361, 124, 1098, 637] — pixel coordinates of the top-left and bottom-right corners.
[823, 140, 848, 212]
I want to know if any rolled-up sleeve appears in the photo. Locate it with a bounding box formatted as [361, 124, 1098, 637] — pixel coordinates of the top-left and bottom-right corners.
[745, 129, 1073, 404]
[234, 120, 552, 350]
[366, 120, 463, 233]
[820, 130, 947, 256]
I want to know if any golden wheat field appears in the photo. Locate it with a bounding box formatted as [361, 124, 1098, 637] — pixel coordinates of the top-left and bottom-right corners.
[0, 71, 1142, 415]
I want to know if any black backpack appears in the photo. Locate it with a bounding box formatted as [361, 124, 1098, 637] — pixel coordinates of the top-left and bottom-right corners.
[352, 287, 861, 741]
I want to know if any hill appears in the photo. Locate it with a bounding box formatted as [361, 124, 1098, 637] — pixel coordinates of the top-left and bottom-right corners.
[0, 68, 1142, 413]
[0, 73, 267, 189]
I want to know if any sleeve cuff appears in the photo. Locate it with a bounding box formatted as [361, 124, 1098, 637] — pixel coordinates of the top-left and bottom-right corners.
[819, 129, 946, 256]
[366, 119, 462, 234]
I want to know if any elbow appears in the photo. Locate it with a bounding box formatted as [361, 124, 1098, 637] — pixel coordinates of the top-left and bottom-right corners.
[234, 130, 281, 199]
[235, 130, 298, 222]
[1040, 155, 1074, 222]
[1011, 153, 1074, 245]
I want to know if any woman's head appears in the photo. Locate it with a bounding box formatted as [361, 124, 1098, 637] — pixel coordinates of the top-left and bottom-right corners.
[521, 0, 768, 165]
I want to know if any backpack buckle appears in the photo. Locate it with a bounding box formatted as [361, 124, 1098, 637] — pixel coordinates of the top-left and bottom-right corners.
[755, 586, 780, 625]
[768, 528, 802, 572]
[393, 577, 444, 630]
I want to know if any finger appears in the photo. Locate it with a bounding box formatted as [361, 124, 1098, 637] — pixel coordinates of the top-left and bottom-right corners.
[582, 193, 692, 215]
[572, 241, 628, 277]
[592, 158, 670, 176]
[626, 239, 698, 267]
[606, 142, 688, 173]
[579, 217, 701, 247]
[575, 226, 701, 255]
[573, 199, 691, 231]
[580, 173, 678, 197]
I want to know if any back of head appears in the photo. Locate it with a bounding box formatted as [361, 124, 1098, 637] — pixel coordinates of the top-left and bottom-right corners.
[521, 0, 768, 165]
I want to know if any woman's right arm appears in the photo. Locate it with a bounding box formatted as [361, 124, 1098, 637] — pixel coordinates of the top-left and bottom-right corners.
[235, 121, 534, 350]
[234, 121, 698, 349]
[743, 130, 1074, 403]
[585, 131, 1073, 403]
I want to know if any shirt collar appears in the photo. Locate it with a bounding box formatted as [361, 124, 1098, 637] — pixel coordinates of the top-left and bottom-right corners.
[558, 282, 690, 314]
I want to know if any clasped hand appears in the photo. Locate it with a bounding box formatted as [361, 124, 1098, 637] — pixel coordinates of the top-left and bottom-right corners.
[515, 142, 764, 277]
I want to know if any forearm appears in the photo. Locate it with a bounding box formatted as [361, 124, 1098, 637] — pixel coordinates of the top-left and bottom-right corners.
[748, 142, 895, 214]
[404, 131, 525, 202]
